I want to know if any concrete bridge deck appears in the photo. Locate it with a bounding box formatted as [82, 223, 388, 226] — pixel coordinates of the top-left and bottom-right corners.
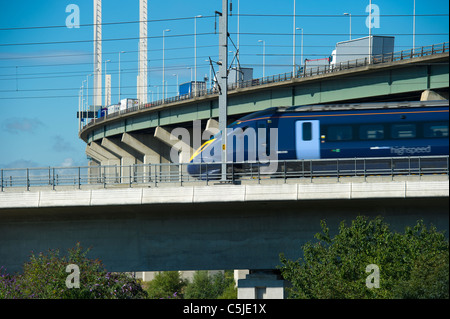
[0, 175, 448, 209]
[0, 174, 448, 274]
[79, 44, 449, 149]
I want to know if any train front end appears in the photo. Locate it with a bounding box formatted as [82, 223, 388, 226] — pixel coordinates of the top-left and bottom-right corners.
[187, 136, 222, 179]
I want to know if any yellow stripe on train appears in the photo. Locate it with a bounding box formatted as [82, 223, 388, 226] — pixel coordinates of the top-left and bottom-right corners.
[189, 138, 216, 162]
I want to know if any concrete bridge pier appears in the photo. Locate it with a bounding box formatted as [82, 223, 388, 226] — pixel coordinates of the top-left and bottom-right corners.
[86, 142, 120, 183]
[153, 126, 195, 181]
[121, 133, 162, 183]
[237, 269, 288, 299]
[420, 89, 448, 101]
[154, 126, 194, 163]
[101, 137, 138, 184]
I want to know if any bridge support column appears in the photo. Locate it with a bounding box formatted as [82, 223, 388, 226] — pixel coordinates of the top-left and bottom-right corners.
[101, 137, 138, 184]
[154, 126, 194, 163]
[87, 142, 120, 166]
[86, 144, 107, 165]
[237, 270, 288, 299]
[205, 118, 219, 136]
[87, 142, 121, 183]
[121, 133, 161, 182]
[420, 89, 447, 101]
[154, 126, 194, 181]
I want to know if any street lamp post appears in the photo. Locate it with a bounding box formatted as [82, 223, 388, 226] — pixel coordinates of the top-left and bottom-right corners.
[82, 79, 86, 125]
[296, 27, 304, 70]
[205, 59, 212, 90]
[258, 40, 265, 78]
[104, 60, 110, 106]
[153, 85, 159, 101]
[149, 90, 153, 103]
[187, 67, 193, 89]
[118, 51, 125, 102]
[79, 85, 83, 130]
[85, 74, 92, 117]
[344, 13, 352, 40]
[368, 0, 372, 64]
[162, 29, 171, 100]
[293, 0, 296, 75]
[173, 73, 179, 96]
[194, 15, 202, 97]
[413, 0, 416, 49]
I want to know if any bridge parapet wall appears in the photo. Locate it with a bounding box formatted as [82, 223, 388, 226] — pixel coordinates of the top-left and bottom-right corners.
[1, 179, 448, 210]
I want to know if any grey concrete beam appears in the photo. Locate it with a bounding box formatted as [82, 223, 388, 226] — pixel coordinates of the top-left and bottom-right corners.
[121, 133, 159, 164]
[154, 126, 193, 163]
[101, 138, 135, 162]
[420, 89, 447, 101]
[121, 133, 162, 182]
[121, 133, 153, 155]
[86, 144, 108, 163]
[205, 118, 219, 136]
[101, 137, 137, 183]
[86, 142, 121, 182]
[88, 142, 120, 166]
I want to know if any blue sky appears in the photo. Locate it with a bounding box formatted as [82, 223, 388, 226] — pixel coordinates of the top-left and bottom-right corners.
[0, 0, 448, 169]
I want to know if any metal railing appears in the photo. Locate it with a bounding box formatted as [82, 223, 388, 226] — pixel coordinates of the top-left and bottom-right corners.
[1, 156, 448, 191]
[81, 41, 449, 132]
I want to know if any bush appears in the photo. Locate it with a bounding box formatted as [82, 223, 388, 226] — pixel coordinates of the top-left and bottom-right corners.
[0, 243, 147, 299]
[184, 270, 236, 299]
[146, 271, 187, 299]
[279, 216, 449, 299]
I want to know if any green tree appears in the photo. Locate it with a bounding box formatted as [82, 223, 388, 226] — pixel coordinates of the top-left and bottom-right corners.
[278, 216, 449, 299]
[184, 270, 236, 299]
[146, 271, 187, 299]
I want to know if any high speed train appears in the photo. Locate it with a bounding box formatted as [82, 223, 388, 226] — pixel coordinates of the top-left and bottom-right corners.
[187, 100, 449, 178]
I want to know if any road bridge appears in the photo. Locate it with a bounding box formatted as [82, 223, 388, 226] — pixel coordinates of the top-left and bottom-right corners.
[78, 43, 449, 170]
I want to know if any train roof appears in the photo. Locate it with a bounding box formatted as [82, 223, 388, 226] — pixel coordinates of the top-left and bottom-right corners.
[283, 100, 449, 113]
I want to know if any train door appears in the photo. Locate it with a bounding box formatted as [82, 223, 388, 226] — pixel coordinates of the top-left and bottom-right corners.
[295, 120, 320, 159]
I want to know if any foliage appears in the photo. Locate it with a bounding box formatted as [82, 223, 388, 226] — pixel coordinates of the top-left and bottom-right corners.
[184, 270, 237, 299]
[278, 216, 449, 299]
[145, 271, 187, 299]
[0, 243, 147, 299]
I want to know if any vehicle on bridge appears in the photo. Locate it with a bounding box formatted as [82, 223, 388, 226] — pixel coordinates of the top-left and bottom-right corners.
[187, 100, 449, 179]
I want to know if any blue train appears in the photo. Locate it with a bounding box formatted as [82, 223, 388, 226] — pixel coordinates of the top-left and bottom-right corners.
[187, 100, 449, 178]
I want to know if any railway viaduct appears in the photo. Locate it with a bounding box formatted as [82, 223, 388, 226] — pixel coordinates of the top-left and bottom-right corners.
[1, 45, 448, 299]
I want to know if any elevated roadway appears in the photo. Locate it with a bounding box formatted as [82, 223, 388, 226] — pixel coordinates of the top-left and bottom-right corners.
[78, 44, 449, 169]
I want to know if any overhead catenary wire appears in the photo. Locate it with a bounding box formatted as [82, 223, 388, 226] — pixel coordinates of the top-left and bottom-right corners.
[0, 15, 216, 31]
[0, 12, 447, 102]
[0, 32, 217, 47]
[0, 13, 446, 31]
[0, 31, 447, 47]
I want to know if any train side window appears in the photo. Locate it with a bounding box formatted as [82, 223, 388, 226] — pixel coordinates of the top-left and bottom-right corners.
[359, 124, 384, 140]
[424, 122, 448, 138]
[327, 125, 353, 141]
[391, 124, 416, 139]
[302, 122, 312, 141]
